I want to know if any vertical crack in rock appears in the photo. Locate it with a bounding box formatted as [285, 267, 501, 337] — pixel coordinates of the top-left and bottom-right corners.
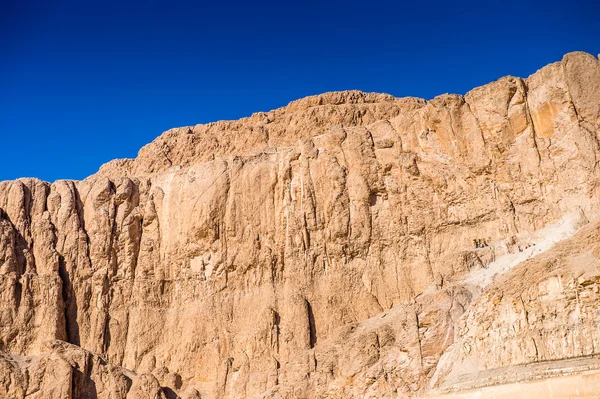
[58, 253, 80, 346]
[13, 278, 22, 310]
[415, 310, 424, 367]
[522, 80, 543, 166]
[305, 299, 317, 349]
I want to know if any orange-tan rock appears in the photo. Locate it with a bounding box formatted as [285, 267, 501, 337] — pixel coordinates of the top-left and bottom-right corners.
[1, 52, 600, 398]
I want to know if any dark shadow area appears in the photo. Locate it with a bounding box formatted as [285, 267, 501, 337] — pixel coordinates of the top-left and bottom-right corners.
[14, 279, 22, 310]
[306, 299, 317, 348]
[102, 312, 111, 356]
[369, 192, 378, 206]
[72, 368, 98, 399]
[58, 254, 81, 346]
[0, 208, 31, 276]
[162, 387, 178, 399]
[0, 209, 29, 312]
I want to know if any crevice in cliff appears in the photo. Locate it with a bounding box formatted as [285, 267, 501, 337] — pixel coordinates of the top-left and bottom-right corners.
[131, 179, 148, 282]
[269, 308, 280, 353]
[0, 204, 30, 277]
[464, 98, 487, 148]
[507, 198, 520, 234]
[521, 79, 542, 166]
[446, 103, 461, 147]
[531, 337, 539, 361]
[101, 273, 112, 358]
[14, 279, 22, 310]
[306, 299, 317, 349]
[107, 180, 118, 277]
[415, 311, 424, 367]
[221, 357, 233, 397]
[561, 58, 584, 122]
[58, 253, 81, 346]
[424, 231, 435, 289]
[71, 350, 100, 398]
[21, 183, 37, 273]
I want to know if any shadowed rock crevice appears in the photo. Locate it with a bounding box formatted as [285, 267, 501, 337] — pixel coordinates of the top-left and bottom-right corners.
[306, 299, 317, 349]
[58, 253, 81, 346]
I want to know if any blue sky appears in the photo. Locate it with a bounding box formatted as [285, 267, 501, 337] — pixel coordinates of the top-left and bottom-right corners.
[1, 0, 599, 182]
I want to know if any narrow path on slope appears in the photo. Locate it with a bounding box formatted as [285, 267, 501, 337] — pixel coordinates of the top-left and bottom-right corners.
[462, 211, 589, 290]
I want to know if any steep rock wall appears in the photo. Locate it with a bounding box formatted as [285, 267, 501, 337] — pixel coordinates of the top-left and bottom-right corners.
[0, 52, 599, 398]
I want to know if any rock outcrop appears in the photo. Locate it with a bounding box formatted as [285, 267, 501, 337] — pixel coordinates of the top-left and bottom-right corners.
[1, 52, 600, 398]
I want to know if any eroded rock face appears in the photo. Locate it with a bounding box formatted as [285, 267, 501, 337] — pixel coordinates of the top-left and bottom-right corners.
[1, 52, 600, 398]
[427, 218, 600, 398]
[0, 340, 169, 399]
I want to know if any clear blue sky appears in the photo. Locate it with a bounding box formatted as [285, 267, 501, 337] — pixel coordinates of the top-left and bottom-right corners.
[2, 0, 599, 182]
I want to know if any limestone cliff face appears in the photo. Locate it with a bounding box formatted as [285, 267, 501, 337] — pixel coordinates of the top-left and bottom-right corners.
[1, 52, 600, 398]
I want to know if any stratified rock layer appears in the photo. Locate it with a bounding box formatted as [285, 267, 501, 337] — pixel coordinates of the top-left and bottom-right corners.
[1, 52, 600, 398]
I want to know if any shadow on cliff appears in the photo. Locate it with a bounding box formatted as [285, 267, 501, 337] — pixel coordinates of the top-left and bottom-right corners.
[72, 368, 99, 399]
[163, 387, 178, 399]
[306, 300, 317, 348]
[58, 253, 81, 346]
[0, 209, 27, 310]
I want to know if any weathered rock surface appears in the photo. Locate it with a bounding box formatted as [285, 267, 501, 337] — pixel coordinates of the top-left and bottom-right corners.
[1, 52, 600, 398]
[0, 340, 172, 399]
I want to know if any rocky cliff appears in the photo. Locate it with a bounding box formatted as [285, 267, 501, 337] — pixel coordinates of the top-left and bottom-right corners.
[1, 52, 600, 398]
